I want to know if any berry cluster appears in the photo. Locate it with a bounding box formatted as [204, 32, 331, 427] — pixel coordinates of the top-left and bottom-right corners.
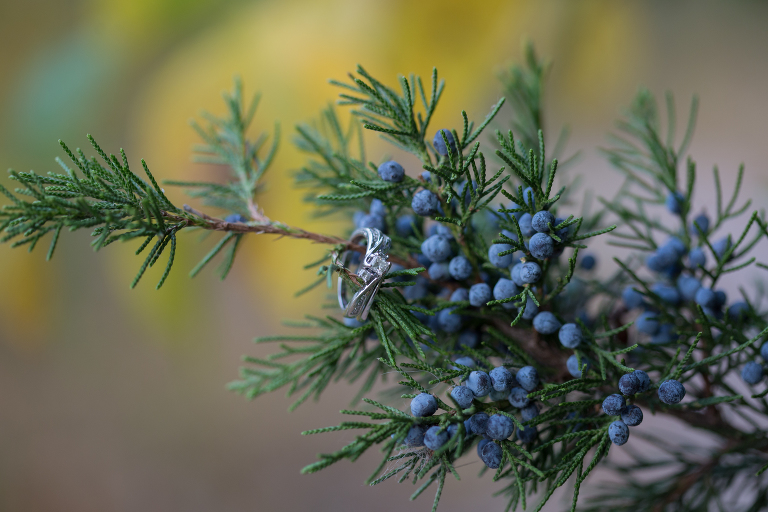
[621, 206, 750, 345]
[600, 370, 654, 445]
[405, 359, 541, 469]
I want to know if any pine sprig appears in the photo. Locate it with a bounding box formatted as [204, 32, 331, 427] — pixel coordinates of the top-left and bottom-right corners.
[3, 45, 768, 512]
[1, 136, 184, 289]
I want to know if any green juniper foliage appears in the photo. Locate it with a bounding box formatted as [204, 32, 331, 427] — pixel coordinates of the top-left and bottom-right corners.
[3, 45, 768, 511]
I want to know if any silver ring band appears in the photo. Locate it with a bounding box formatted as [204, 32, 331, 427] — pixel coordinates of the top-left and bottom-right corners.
[337, 227, 392, 321]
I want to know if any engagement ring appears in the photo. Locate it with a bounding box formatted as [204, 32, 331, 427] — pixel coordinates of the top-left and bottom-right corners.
[337, 227, 392, 321]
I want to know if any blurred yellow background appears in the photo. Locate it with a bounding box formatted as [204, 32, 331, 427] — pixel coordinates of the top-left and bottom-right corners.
[1, 1, 767, 510]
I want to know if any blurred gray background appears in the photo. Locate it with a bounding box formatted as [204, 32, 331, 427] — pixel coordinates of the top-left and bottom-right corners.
[1, 1, 767, 510]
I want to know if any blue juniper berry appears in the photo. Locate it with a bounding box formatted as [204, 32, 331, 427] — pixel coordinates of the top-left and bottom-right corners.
[402, 425, 427, 447]
[516, 425, 537, 443]
[421, 234, 452, 262]
[609, 420, 630, 446]
[486, 414, 515, 440]
[622, 286, 645, 309]
[489, 366, 515, 392]
[358, 213, 386, 231]
[479, 441, 503, 469]
[428, 262, 450, 281]
[666, 191, 685, 214]
[493, 278, 520, 310]
[508, 387, 531, 408]
[450, 288, 469, 302]
[691, 213, 710, 234]
[476, 437, 490, 457]
[558, 323, 583, 349]
[469, 412, 490, 436]
[619, 373, 640, 395]
[712, 236, 732, 259]
[410, 393, 438, 417]
[437, 307, 463, 333]
[665, 237, 686, 257]
[521, 403, 539, 422]
[424, 426, 449, 450]
[727, 302, 748, 321]
[677, 275, 702, 302]
[416, 252, 431, 267]
[519, 261, 542, 284]
[501, 229, 518, 242]
[412, 189, 439, 216]
[395, 215, 416, 237]
[532, 210, 555, 233]
[469, 283, 492, 307]
[449, 256, 473, 280]
[636, 311, 660, 335]
[477, 437, 491, 457]
[554, 217, 571, 241]
[510, 263, 526, 287]
[602, 394, 626, 416]
[529, 233, 555, 259]
[653, 239, 684, 265]
[632, 369, 651, 392]
[658, 380, 686, 404]
[714, 290, 727, 308]
[433, 129, 457, 156]
[516, 366, 539, 391]
[369, 198, 387, 217]
[533, 311, 561, 335]
[489, 388, 509, 401]
[467, 371, 492, 397]
[522, 187, 535, 208]
[503, 201, 525, 221]
[621, 405, 643, 426]
[404, 277, 429, 301]
[688, 247, 707, 268]
[761, 342, 768, 362]
[435, 224, 454, 240]
[646, 249, 677, 273]
[580, 254, 596, 270]
[457, 330, 479, 349]
[695, 287, 716, 308]
[450, 386, 475, 409]
[567, 354, 590, 378]
[463, 419, 473, 438]
[518, 213, 535, 237]
[454, 356, 476, 368]
[488, 243, 516, 268]
[377, 160, 405, 182]
[521, 295, 539, 320]
[742, 362, 764, 385]
[651, 283, 681, 305]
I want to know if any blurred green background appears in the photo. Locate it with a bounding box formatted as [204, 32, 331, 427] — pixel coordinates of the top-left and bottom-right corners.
[1, 1, 767, 510]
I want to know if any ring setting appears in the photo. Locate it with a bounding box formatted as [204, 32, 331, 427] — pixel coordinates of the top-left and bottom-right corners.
[337, 228, 392, 321]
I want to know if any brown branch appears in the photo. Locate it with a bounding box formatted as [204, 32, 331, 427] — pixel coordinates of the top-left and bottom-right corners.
[165, 206, 414, 267]
[491, 317, 571, 381]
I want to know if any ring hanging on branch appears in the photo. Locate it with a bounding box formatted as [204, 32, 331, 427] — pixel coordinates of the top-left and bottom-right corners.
[335, 227, 392, 321]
